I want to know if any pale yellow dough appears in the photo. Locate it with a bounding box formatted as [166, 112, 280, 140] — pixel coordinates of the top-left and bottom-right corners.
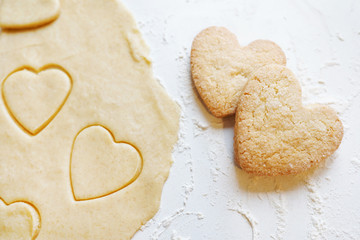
[2, 67, 72, 135]
[70, 125, 143, 201]
[0, 199, 40, 240]
[0, 0, 60, 29]
[0, 0, 180, 239]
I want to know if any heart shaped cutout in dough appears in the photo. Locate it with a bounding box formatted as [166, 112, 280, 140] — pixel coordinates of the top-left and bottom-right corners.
[0, 0, 60, 29]
[234, 64, 343, 176]
[70, 125, 143, 201]
[191, 26, 287, 117]
[2, 66, 72, 136]
[0, 198, 41, 240]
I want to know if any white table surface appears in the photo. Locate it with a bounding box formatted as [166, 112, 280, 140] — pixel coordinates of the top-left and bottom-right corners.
[122, 0, 360, 239]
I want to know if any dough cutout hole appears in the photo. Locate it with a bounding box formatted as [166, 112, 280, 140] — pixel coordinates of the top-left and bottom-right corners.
[0, 198, 41, 240]
[2, 65, 72, 136]
[70, 125, 143, 201]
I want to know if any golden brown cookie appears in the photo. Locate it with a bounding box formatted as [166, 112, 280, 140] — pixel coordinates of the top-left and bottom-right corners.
[234, 64, 343, 176]
[191, 26, 286, 117]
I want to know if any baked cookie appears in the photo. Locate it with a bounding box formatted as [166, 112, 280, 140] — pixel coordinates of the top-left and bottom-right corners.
[234, 64, 343, 176]
[191, 26, 286, 117]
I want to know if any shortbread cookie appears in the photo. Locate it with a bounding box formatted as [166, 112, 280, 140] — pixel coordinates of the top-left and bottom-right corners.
[0, 0, 60, 29]
[234, 64, 343, 176]
[191, 26, 286, 117]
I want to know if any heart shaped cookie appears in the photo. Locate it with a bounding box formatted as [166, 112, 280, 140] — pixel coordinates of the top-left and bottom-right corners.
[70, 125, 143, 201]
[234, 64, 343, 176]
[0, 198, 41, 240]
[0, 0, 60, 29]
[2, 66, 72, 135]
[191, 26, 286, 117]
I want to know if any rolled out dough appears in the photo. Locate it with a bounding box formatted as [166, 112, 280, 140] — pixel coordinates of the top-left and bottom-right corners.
[0, 0, 60, 29]
[0, 0, 180, 239]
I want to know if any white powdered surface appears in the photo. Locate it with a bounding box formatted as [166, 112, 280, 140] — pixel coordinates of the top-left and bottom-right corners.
[126, 0, 360, 239]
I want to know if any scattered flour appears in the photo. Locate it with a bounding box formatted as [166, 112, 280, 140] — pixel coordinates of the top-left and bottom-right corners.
[228, 201, 260, 240]
[305, 178, 328, 240]
[131, 1, 359, 239]
[171, 230, 191, 240]
[269, 193, 288, 240]
[336, 33, 345, 41]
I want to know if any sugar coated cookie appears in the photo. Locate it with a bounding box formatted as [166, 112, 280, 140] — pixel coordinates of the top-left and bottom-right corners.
[234, 64, 343, 176]
[191, 26, 286, 117]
